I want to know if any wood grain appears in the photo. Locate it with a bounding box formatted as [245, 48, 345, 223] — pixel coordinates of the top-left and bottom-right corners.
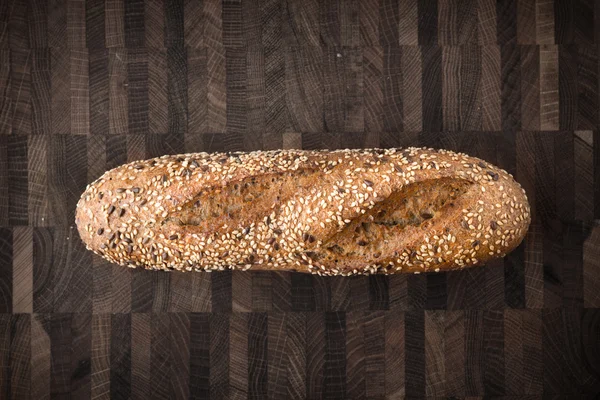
[145, 0, 164, 48]
[105, 0, 125, 48]
[31, 313, 51, 400]
[267, 312, 287, 399]
[345, 311, 365, 399]
[517, 0, 536, 44]
[151, 313, 171, 399]
[10, 314, 31, 399]
[91, 314, 111, 400]
[190, 313, 210, 399]
[51, 47, 70, 134]
[363, 46, 383, 132]
[12, 226, 32, 313]
[363, 311, 384, 397]
[127, 48, 149, 135]
[8, 135, 28, 224]
[425, 310, 445, 397]
[210, 313, 229, 400]
[50, 313, 72, 397]
[248, 312, 267, 399]
[438, 0, 478, 45]
[285, 46, 323, 133]
[110, 313, 131, 400]
[504, 309, 524, 394]
[48, 0, 67, 49]
[232, 271, 252, 312]
[577, 44, 598, 130]
[168, 45, 187, 135]
[0, 1, 598, 397]
[405, 309, 425, 397]
[540, 44, 559, 130]
[305, 312, 324, 399]
[30, 0, 48, 48]
[33, 227, 53, 313]
[71, 313, 91, 398]
[10, 48, 31, 136]
[403, 46, 423, 131]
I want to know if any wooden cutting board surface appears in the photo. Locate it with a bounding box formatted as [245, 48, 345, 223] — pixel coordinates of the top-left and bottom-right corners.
[1, 0, 599, 398]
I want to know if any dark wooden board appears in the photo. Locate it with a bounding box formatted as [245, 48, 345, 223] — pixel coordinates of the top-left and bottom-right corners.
[1, 0, 600, 397]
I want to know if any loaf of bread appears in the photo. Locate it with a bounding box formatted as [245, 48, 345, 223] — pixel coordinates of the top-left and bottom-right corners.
[75, 147, 531, 275]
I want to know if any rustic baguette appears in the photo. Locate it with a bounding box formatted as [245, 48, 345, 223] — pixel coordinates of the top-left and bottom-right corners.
[75, 147, 531, 275]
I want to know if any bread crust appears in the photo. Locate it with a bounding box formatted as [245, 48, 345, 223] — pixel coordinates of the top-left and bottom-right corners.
[75, 147, 531, 275]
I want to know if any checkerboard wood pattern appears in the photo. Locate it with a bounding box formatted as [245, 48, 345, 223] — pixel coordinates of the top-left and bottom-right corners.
[1, 0, 600, 398]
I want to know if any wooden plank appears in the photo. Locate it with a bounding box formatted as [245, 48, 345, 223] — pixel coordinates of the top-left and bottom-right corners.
[536, 0, 555, 44]
[210, 313, 230, 399]
[105, 0, 125, 48]
[71, 313, 91, 399]
[33, 228, 53, 313]
[91, 314, 111, 400]
[539, 44, 559, 130]
[86, 0, 106, 48]
[70, 48, 89, 135]
[170, 313, 190, 400]
[167, 45, 188, 135]
[8, 135, 28, 225]
[438, 0, 478, 45]
[425, 310, 445, 397]
[421, 45, 443, 131]
[51, 47, 70, 134]
[68, 0, 86, 48]
[379, 0, 399, 46]
[248, 312, 268, 399]
[190, 313, 210, 399]
[0, 228, 12, 313]
[52, 225, 92, 313]
[521, 45, 540, 130]
[417, 0, 438, 45]
[30, 0, 49, 48]
[283, 0, 319, 47]
[10, 49, 31, 135]
[145, 0, 165, 48]
[31, 49, 51, 135]
[504, 309, 524, 394]
[12, 226, 32, 313]
[363, 46, 383, 132]
[306, 312, 325, 399]
[110, 313, 131, 399]
[48, 0, 67, 49]
[50, 313, 72, 397]
[108, 49, 128, 135]
[31, 314, 51, 399]
[287, 312, 306, 399]
[124, 0, 145, 47]
[360, 0, 379, 46]
[363, 311, 384, 397]
[382, 47, 403, 132]
[285, 46, 323, 133]
[127, 48, 149, 135]
[267, 312, 287, 399]
[405, 309, 425, 397]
